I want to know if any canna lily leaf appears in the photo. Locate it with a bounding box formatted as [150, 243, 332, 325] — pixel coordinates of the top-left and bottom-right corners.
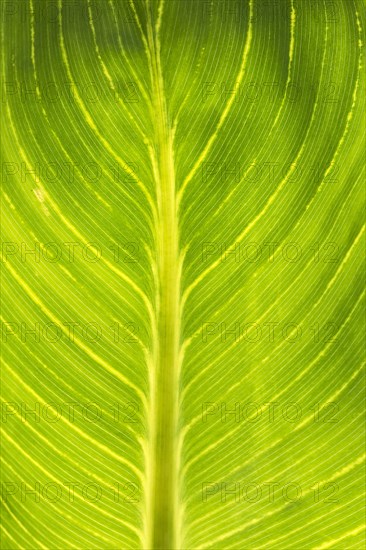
[1, 0, 365, 548]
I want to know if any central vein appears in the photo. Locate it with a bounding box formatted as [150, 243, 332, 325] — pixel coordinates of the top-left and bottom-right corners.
[146, 6, 181, 549]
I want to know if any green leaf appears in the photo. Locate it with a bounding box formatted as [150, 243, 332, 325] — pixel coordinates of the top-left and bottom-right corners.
[1, 0, 365, 548]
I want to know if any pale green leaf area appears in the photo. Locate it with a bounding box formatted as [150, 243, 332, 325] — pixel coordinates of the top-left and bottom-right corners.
[0, 0, 365, 548]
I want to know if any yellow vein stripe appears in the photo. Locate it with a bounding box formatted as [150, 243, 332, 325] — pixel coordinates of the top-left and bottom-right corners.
[7, 340, 145, 461]
[182, 345, 365, 479]
[1, 361, 144, 484]
[254, 494, 364, 549]
[177, 0, 254, 205]
[1, 458, 119, 548]
[185, 356, 365, 511]
[189, 360, 365, 507]
[180, 217, 365, 417]
[315, 6, 363, 187]
[259, 228, 365, 359]
[156, 0, 165, 38]
[1, 332, 143, 447]
[0, 525, 19, 548]
[181, 1, 364, 308]
[272, 0, 296, 128]
[3, 96, 154, 324]
[0, 447, 140, 545]
[186, 370, 362, 530]
[199, 0, 295, 224]
[0, 395, 138, 497]
[1, 313, 144, 436]
[0, 497, 47, 550]
[29, 0, 154, 224]
[182, 160, 363, 367]
[313, 525, 366, 549]
[182, 96, 361, 313]
[196, 454, 366, 548]
[198, 455, 365, 548]
[193, 452, 364, 548]
[253, 494, 364, 549]
[42, 185, 155, 322]
[57, 0, 157, 219]
[129, 0, 149, 51]
[109, 0, 151, 105]
[86, 0, 152, 147]
[28, 0, 112, 209]
[183, 289, 365, 473]
[2, 262, 147, 408]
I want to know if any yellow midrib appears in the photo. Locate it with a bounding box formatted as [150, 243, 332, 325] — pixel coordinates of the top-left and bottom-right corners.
[145, 7, 181, 550]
